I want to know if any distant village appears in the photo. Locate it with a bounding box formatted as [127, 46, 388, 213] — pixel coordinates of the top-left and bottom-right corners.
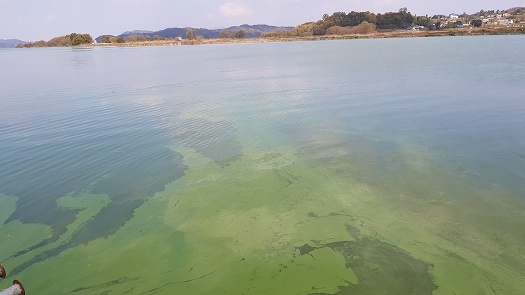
[424, 9, 524, 30]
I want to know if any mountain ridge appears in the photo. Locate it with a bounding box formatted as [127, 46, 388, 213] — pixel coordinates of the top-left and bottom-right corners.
[96, 24, 294, 41]
[0, 39, 27, 48]
[505, 7, 525, 13]
[121, 30, 154, 35]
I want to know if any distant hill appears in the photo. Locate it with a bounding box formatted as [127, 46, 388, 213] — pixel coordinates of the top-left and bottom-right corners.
[96, 24, 294, 41]
[0, 39, 27, 48]
[121, 30, 154, 35]
[505, 7, 525, 13]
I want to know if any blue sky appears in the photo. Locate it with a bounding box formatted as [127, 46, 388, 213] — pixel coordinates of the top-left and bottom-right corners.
[1, 0, 523, 40]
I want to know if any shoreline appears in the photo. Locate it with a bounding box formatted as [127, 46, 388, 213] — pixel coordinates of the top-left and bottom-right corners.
[85, 27, 525, 47]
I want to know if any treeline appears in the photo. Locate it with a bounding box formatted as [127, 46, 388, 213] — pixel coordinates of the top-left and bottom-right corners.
[18, 33, 93, 48]
[261, 21, 377, 38]
[185, 28, 247, 40]
[304, 8, 434, 36]
[99, 34, 166, 43]
[262, 8, 438, 38]
[98, 28, 248, 43]
[474, 8, 524, 17]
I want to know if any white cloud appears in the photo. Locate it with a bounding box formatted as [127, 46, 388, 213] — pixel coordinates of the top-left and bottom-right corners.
[220, 2, 251, 18]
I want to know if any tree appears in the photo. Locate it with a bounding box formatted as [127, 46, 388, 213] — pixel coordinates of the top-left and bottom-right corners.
[186, 28, 197, 40]
[153, 35, 162, 41]
[233, 29, 246, 39]
[47, 36, 71, 47]
[376, 10, 415, 29]
[326, 21, 376, 35]
[362, 11, 377, 24]
[116, 37, 126, 43]
[69, 33, 93, 46]
[415, 15, 432, 27]
[126, 35, 150, 42]
[220, 29, 232, 38]
[294, 22, 314, 37]
[471, 19, 483, 27]
[260, 30, 295, 38]
[312, 20, 331, 35]
[101, 35, 112, 43]
[33, 40, 47, 47]
[356, 21, 376, 34]
[330, 12, 347, 26]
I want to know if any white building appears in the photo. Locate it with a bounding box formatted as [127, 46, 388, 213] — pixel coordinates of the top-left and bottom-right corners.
[498, 19, 514, 26]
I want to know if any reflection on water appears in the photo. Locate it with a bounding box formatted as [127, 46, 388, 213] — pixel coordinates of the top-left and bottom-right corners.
[0, 36, 524, 294]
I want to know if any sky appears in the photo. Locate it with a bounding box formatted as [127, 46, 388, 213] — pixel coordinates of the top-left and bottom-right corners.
[1, 0, 523, 41]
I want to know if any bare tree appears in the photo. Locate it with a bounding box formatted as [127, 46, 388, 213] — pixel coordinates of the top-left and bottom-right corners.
[220, 29, 232, 38]
[233, 29, 246, 39]
[186, 28, 197, 40]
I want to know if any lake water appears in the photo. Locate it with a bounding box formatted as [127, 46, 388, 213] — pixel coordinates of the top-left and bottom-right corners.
[1, 36, 524, 294]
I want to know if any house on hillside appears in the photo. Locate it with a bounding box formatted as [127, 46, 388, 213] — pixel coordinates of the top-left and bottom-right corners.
[483, 18, 514, 26]
[498, 19, 514, 26]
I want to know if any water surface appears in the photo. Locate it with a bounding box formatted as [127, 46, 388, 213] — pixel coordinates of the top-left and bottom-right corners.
[1, 36, 524, 294]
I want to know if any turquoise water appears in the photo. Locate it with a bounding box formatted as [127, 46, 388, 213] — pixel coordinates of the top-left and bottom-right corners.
[1, 36, 525, 294]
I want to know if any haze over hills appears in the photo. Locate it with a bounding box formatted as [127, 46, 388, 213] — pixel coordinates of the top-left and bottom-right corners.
[0, 39, 27, 48]
[96, 24, 294, 41]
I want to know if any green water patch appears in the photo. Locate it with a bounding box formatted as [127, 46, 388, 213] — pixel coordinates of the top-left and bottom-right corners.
[4, 139, 525, 294]
[305, 140, 525, 293]
[78, 152, 186, 241]
[4, 134, 184, 231]
[2, 147, 187, 265]
[322, 238, 436, 294]
[155, 150, 444, 293]
[296, 225, 436, 294]
[0, 195, 53, 262]
[2, 193, 111, 275]
[4, 149, 359, 294]
[151, 147, 525, 293]
[13, 192, 190, 295]
[5, 149, 186, 276]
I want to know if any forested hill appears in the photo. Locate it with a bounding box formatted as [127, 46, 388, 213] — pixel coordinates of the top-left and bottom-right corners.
[506, 7, 525, 13]
[0, 39, 27, 48]
[97, 24, 294, 41]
